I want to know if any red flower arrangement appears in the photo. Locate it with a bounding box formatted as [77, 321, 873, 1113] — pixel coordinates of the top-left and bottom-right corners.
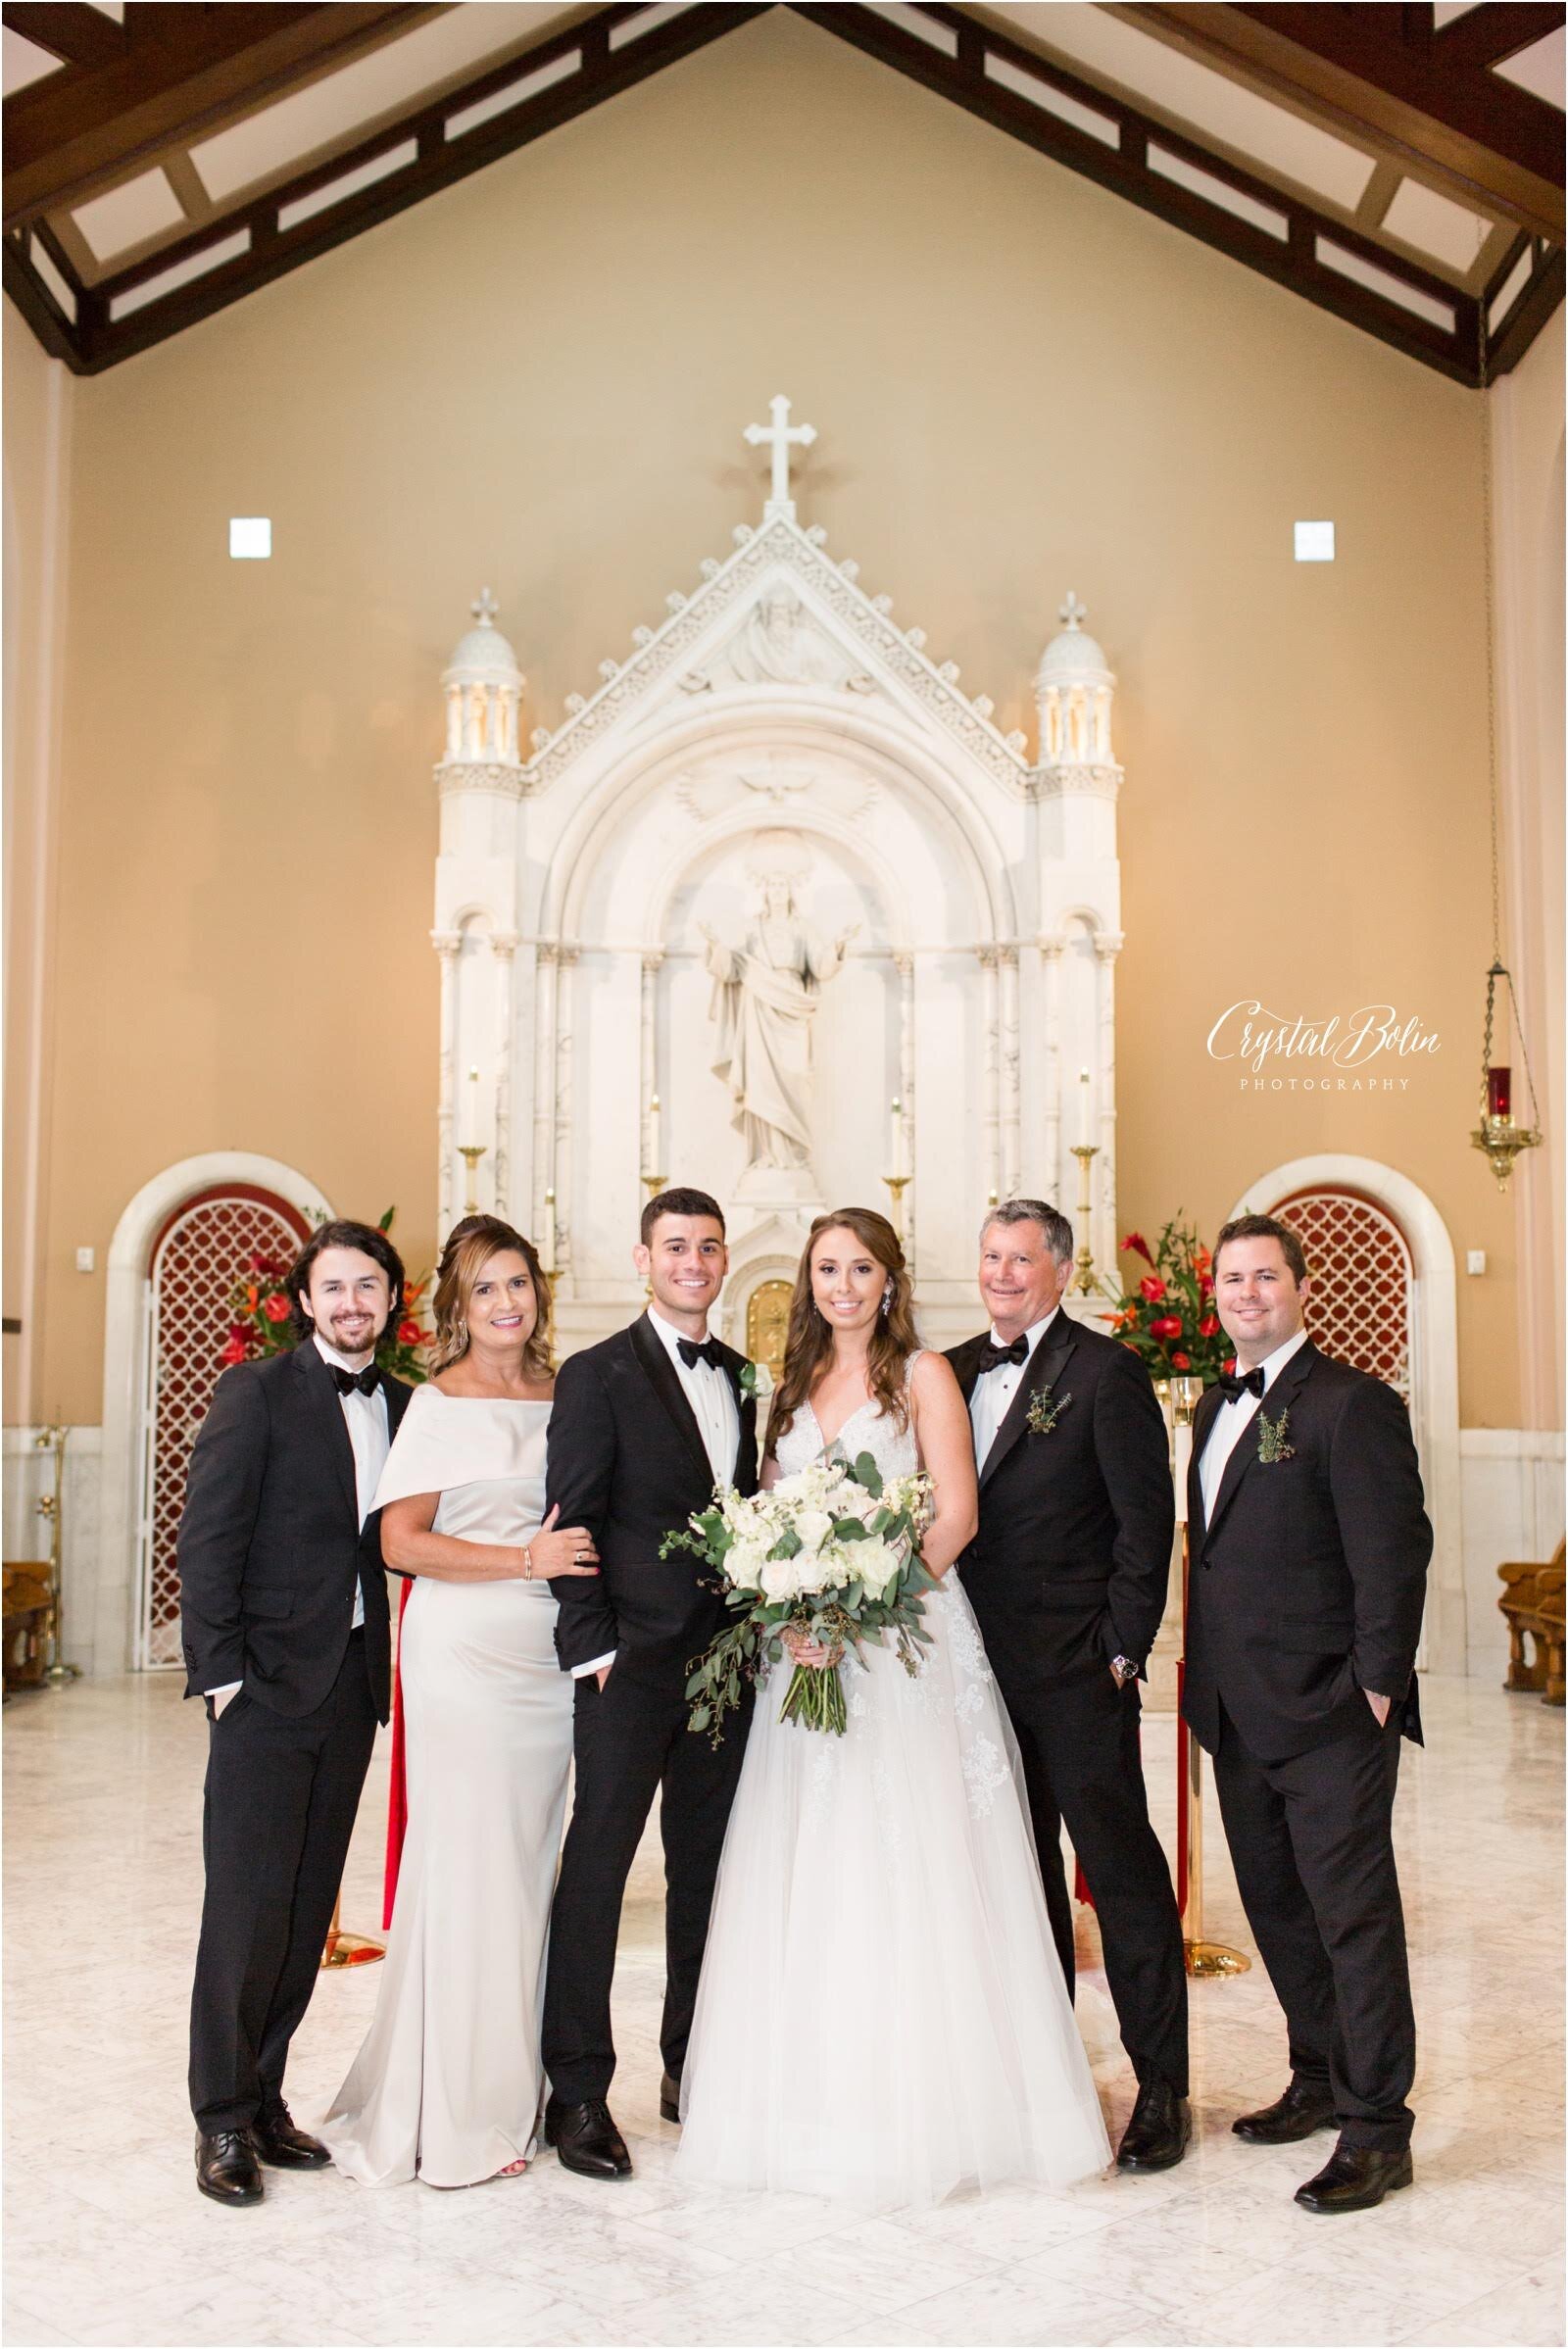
[1100, 1220, 1232, 1388]
[220, 1208, 431, 1383]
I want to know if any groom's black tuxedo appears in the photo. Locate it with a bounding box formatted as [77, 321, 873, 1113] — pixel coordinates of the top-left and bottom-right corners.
[543, 1314, 759, 2105]
[949, 1315, 1189, 2097]
[1183, 1338, 1431, 2149]
[178, 1342, 412, 2133]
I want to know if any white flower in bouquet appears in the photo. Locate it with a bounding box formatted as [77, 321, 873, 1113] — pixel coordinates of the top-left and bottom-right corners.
[793, 1505, 835, 1556]
[760, 1554, 799, 1603]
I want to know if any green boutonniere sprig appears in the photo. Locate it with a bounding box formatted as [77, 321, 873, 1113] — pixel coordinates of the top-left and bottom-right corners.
[1027, 1386, 1072, 1437]
[1256, 1407, 1295, 1464]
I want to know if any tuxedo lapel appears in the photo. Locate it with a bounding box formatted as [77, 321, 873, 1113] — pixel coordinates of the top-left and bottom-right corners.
[715, 1342, 759, 1490]
[294, 1340, 358, 1521]
[1201, 1340, 1320, 1547]
[951, 1334, 989, 1407]
[981, 1317, 1077, 1491]
[629, 1313, 713, 1489]
[1189, 1383, 1225, 1545]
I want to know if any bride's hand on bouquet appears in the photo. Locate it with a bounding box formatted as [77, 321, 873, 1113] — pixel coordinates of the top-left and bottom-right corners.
[523, 1502, 600, 1579]
[782, 1624, 836, 1670]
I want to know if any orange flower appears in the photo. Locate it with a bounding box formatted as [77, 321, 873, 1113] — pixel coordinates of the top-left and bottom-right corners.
[245, 1283, 259, 1312]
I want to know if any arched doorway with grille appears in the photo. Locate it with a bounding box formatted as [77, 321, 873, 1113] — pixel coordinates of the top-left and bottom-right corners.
[96, 1154, 333, 1680]
[1229, 1155, 1463, 1674]
[136, 1185, 312, 1669]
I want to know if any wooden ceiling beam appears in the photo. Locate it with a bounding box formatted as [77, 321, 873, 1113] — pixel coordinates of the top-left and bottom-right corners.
[1117, 4, 1565, 241]
[2, 4, 126, 70]
[2, 2, 442, 230]
[1436, 2, 1566, 75]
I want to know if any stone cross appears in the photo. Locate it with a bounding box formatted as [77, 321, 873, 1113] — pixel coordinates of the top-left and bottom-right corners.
[471, 588, 500, 626]
[744, 394, 817, 520]
[1058, 591, 1088, 632]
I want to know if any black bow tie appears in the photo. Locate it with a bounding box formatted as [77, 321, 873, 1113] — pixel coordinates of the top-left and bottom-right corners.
[1216, 1366, 1266, 1402]
[331, 1364, 381, 1398]
[977, 1337, 1030, 1374]
[677, 1337, 724, 1373]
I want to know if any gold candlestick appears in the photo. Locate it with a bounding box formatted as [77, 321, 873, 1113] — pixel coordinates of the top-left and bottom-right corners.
[882, 1172, 910, 1242]
[1068, 1143, 1098, 1295]
[641, 1172, 667, 1199]
[34, 1425, 78, 1686]
[458, 1144, 487, 1215]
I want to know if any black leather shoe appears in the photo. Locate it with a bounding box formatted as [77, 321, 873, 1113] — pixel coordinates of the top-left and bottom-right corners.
[249, 2107, 330, 2169]
[543, 2096, 632, 2179]
[195, 2129, 263, 2206]
[1233, 2078, 1338, 2145]
[1296, 2142, 1413, 2214]
[660, 2071, 682, 2125]
[1115, 2080, 1192, 2172]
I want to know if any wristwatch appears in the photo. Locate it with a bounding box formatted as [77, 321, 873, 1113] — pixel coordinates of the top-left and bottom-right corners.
[1110, 1654, 1139, 1687]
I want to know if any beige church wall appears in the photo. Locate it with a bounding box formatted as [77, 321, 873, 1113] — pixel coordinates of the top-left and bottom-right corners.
[16, 8, 1537, 1462]
[3, 302, 73, 1427]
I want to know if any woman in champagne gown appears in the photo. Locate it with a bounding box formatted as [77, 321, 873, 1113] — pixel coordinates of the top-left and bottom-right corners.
[677, 1208, 1110, 2209]
[318, 1218, 600, 2188]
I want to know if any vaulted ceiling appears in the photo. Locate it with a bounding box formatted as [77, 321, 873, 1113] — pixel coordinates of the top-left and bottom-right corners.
[5, 1, 1562, 380]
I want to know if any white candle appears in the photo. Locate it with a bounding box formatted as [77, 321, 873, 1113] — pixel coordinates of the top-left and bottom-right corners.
[1078, 1067, 1092, 1150]
[542, 1187, 557, 1274]
[890, 1097, 904, 1179]
[648, 1093, 662, 1179]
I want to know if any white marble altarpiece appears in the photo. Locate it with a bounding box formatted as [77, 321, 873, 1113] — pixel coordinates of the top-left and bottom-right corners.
[431, 397, 1126, 1361]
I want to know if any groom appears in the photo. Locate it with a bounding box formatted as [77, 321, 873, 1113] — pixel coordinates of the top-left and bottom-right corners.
[950, 1199, 1191, 2172]
[542, 1187, 759, 2180]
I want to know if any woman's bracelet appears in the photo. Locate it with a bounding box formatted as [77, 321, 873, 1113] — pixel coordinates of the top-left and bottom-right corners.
[523, 1545, 534, 1580]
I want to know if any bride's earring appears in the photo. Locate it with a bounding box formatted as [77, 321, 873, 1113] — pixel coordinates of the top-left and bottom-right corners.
[881, 1282, 894, 1315]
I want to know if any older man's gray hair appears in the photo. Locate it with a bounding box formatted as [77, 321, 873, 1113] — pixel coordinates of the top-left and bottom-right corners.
[981, 1198, 1074, 1264]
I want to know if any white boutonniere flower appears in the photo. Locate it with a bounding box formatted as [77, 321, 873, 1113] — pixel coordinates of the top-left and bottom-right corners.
[739, 1358, 774, 1401]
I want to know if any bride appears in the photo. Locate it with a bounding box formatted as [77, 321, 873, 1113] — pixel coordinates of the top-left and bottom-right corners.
[676, 1207, 1111, 2207]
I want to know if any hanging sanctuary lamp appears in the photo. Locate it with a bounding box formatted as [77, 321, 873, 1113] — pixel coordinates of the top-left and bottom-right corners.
[1469, 308, 1542, 1194]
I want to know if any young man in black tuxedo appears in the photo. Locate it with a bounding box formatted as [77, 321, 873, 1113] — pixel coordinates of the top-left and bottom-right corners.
[542, 1187, 759, 2180]
[948, 1200, 1190, 2173]
[179, 1220, 413, 2206]
[1185, 1213, 1431, 2215]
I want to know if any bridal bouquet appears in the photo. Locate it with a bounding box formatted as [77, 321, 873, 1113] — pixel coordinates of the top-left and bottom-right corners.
[666, 1451, 937, 1743]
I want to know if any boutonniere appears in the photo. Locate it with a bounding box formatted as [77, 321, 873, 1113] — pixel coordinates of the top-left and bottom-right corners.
[738, 1359, 773, 1402]
[1256, 1407, 1295, 1464]
[1027, 1386, 1072, 1437]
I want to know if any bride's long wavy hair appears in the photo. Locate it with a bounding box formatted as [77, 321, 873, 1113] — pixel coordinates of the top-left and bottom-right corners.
[766, 1207, 919, 1458]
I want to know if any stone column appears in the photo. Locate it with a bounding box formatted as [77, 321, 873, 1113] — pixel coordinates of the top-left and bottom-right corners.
[433, 931, 461, 1238]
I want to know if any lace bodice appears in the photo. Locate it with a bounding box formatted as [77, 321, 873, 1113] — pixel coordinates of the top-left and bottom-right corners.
[772, 1352, 922, 1484]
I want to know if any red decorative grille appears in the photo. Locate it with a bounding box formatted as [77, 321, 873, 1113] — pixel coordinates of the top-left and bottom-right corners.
[1268, 1188, 1413, 1399]
[141, 1188, 309, 1668]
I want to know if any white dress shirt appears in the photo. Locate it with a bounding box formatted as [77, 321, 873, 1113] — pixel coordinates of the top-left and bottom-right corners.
[968, 1309, 1060, 1474]
[205, 1333, 389, 1705]
[572, 1307, 742, 1682]
[1196, 1325, 1309, 1529]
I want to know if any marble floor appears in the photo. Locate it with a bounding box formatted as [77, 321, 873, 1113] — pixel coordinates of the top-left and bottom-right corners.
[3, 1672, 1562, 2349]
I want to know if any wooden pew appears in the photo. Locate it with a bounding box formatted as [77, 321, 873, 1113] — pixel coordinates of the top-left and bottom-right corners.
[1498, 1539, 1566, 1707]
[2, 1563, 52, 1691]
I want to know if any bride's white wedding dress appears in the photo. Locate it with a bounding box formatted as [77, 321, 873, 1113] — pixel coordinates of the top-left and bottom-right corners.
[676, 1358, 1111, 2208]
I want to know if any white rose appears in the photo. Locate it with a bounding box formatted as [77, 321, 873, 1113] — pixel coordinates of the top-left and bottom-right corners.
[793, 1507, 834, 1556]
[854, 1539, 897, 1597]
[760, 1555, 798, 1603]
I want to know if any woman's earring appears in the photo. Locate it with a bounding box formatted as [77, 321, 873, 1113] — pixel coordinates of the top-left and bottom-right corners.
[881, 1282, 895, 1314]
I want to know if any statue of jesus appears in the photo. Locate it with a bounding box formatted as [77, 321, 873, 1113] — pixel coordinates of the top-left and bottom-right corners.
[701, 874, 858, 1174]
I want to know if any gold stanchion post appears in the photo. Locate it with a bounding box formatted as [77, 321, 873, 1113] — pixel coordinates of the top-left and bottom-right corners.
[320, 1891, 384, 1971]
[35, 1425, 79, 1688]
[1165, 1375, 1249, 1979]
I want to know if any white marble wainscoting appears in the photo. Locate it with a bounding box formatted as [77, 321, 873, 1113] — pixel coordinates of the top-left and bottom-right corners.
[3, 1675, 1562, 2349]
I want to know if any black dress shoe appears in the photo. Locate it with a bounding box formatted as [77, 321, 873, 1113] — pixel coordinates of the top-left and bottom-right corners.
[249, 2107, 330, 2169]
[195, 2129, 264, 2206]
[1296, 2142, 1413, 2214]
[1233, 2078, 1338, 2145]
[660, 2071, 682, 2125]
[543, 2096, 632, 2179]
[1115, 2080, 1192, 2172]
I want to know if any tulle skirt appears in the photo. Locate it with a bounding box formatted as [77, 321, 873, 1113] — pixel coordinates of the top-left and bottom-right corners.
[675, 1578, 1112, 2208]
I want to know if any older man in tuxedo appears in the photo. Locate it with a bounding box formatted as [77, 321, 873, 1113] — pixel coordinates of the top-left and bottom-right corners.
[950, 1199, 1190, 2174]
[1185, 1212, 1431, 2214]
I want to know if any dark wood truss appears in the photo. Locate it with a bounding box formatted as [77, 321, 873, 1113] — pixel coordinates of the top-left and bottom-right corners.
[3, 0, 1560, 380]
